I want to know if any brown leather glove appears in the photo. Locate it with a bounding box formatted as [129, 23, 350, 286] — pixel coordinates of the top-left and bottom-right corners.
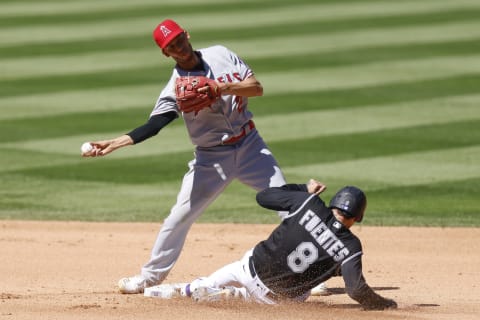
[175, 76, 221, 114]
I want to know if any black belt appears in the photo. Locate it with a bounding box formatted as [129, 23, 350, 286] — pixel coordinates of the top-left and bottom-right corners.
[248, 256, 279, 302]
[248, 256, 257, 278]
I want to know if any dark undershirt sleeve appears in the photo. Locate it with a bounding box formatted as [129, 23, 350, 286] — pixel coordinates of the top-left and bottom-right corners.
[126, 112, 178, 144]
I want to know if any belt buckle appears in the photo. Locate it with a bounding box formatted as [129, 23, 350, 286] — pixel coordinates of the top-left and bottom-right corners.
[221, 120, 255, 145]
[248, 256, 256, 278]
[222, 132, 243, 145]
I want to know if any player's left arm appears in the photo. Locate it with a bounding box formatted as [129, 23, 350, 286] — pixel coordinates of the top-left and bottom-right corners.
[341, 255, 397, 310]
[217, 75, 263, 97]
[256, 183, 312, 211]
[256, 179, 327, 214]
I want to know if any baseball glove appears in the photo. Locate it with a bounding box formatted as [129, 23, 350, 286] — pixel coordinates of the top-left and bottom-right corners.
[175, 76, 221, 114]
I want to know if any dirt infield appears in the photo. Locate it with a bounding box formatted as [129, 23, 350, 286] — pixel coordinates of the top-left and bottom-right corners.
[1, 221, 479, 320]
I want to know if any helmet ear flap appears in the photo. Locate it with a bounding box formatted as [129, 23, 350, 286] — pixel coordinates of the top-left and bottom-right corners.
[329, 186, 367, 223]
[354, 198, 366, 222]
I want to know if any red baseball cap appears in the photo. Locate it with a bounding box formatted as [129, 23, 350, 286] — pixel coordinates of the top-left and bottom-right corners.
[153, 19, 185, 49]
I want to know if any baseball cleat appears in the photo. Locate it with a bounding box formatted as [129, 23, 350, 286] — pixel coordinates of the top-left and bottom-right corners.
[191, 286, 239, 303]
[118, 275, 147, 294]
[310, 282, 330, 296]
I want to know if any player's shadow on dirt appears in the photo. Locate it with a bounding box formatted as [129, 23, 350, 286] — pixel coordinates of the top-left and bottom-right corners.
[318, 287, 440, 309]
[413, 304, 440, 307]
[326, 286, 400, 295]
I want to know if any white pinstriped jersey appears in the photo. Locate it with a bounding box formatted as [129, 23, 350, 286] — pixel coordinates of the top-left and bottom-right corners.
[150, 45, 255, 148]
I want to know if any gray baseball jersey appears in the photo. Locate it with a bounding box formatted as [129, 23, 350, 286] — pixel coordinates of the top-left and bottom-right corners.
[151, 45, 253, 147]
[140, 45, 287, 286]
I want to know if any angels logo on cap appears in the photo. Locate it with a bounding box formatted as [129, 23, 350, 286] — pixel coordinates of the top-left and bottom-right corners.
[159, 25, 171, 38]
[153, 19, 185, 49]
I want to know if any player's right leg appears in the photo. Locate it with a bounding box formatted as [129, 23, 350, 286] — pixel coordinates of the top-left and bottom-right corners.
[119, 152, 233, 294]
[186, 260, 249, 302]
[191, 286, 245, 302]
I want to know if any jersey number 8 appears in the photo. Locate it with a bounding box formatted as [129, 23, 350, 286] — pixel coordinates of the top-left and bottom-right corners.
[287, 242, 319, 273]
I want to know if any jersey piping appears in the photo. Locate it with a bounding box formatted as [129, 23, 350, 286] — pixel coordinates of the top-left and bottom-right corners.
[283, 194, 316, 219]
[342, 250, 362, 266]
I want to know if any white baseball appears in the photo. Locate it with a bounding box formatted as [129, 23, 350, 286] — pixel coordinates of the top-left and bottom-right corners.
[81, 142, 93, 155]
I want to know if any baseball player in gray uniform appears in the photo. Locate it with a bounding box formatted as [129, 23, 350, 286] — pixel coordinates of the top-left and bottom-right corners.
[85, 19, 300, 294]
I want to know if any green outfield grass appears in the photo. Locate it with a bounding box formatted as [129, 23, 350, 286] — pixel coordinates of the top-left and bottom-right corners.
[1, 0, 479, 226]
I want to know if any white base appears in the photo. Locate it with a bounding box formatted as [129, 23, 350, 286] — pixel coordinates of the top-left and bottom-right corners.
[144, 283, 187, 299]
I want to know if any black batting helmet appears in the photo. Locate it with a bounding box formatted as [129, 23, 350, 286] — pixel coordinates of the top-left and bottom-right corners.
[329, 186, 367, 223]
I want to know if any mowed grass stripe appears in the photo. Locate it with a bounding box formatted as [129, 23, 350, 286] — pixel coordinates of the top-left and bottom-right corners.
[0, 84, 161, 121]
[260, 54, 480, 94]
[3, 53, 480, 99]
[0, 172, 182, 222]
[6, 137, 480, 189]
[0, 148, 79, 172]
[3, 19, 480, 77]
[251, 38, 480, 73]
[2, 2, 479, 37]
[0, 82, 161, 120]
[1, 51, 165, 81]
[259, 55, 480, 94]
[3, 93, 479, 151]
[228, 7, 480, 41]
[0, 0, 259, 17]
[3, 10, 480, 59]
[0, 124, 189, 166]
[2, 1, 480, 47]
[2, 73, 480, 122]
[0, 20, 480, 62]
[3, 40, 480, 100]
[221, 21, 480, 62]
[366, 177, 480, 226]
[257, 93, 480, 142]
[2, 169, 478, 224]
[255, 73, 480, 116]
[1, 0, 478, 26]
[2, 174, 478, 224]
[4, 35, 480, 84]
[2, 118, 478, 175]
[268, 119, 480, 167]
[10, 151, 194, 184]
[0, 0, 322, 27]
[284, 145, 480, 188]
